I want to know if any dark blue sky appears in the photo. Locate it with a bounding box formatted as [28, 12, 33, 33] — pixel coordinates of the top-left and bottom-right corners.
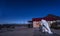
[0, 0, 60, 24]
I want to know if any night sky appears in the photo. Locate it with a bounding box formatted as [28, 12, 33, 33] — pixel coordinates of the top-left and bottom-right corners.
[0, 0, 60, 24]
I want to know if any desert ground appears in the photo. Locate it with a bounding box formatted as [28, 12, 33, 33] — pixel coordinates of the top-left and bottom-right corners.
[0, 26, 33, 36]
[34, 28, 60, 36]
[0, 26, 60, 36]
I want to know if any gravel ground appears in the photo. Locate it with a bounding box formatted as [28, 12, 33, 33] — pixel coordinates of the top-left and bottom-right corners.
[33, 29, 60, 36]
[0, 27, 33, 36]
[0, 27, 60, 36]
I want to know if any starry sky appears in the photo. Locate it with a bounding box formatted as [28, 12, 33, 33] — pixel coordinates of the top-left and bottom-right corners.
[0, 0, 60, 24]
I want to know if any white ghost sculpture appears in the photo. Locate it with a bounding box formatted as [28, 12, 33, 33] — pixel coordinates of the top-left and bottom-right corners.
[40, 19, 53, 34]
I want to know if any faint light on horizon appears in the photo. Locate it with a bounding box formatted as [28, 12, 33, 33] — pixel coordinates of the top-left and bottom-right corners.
[0, 20, 28, 24]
